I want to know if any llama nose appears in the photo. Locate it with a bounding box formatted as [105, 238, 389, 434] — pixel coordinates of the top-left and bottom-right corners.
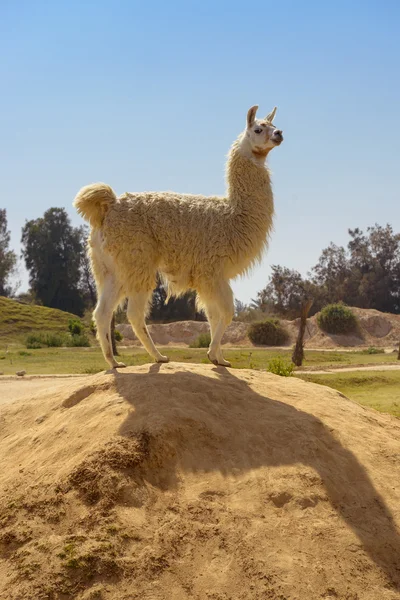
[274, 129, 283, 137]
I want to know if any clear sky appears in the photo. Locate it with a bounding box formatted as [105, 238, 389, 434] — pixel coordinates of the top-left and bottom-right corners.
[1, 0, 399, 304]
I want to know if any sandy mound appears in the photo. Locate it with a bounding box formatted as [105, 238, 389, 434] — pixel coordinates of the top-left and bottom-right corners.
[118, 320, 251, 347]
[1, 364, 400, 599]
[295, 307, 400, 350]
[118, 308, 400, 349]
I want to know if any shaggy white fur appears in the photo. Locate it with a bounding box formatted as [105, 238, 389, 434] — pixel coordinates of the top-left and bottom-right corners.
[74, 105, 283, 368]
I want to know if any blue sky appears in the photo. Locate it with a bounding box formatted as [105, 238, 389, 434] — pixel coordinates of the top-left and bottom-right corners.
[1, 0, 399, 303]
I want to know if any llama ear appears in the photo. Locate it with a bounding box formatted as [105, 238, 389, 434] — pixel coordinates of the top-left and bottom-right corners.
[247, 105, 258, 128]
[265, 106, 277, 123]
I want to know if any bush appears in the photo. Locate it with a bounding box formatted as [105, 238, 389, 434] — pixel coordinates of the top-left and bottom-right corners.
[26, 333, 66, 348]
[25, 331, 90, 348]
[248, 318, 289, 346]
[189, 332, 211, 348]
[114, 329, 123, 342]
[362, 346, 384, 355]
[267, 357, 294, 377]
[68, 319, 84, 335]
[26, 334, 41, 349]
[67, 333, 91, 347]
[317, 304, 357, 334]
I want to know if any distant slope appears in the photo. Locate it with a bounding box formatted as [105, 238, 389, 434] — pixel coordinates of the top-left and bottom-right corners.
[0, 296, 82, 343]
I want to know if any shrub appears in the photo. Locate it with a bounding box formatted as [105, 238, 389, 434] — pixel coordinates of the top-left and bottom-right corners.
[317, 304, 357, 334]
[267, 357, 294, 377]
[26, 333, 66, 348]
[25, 331, 90, 348]
[362, 346, 384, 355]
[67, 334, 91, 347]
[26, 338, 42, 349]
[68, 319, 84, 335]
[189, 332, 211, 348]
[114, 329, 123, 342]
[248, 318, 289, 346]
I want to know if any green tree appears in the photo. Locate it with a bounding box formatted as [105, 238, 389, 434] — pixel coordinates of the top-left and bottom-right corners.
[21, 208, 85, 315]
[254, 224, 400, 318]
[0, 209, 18, 296]
[79, 226, 97, 309]
[254, 266, 318, 319]
[311, 225, 400, 313]
[346, 225, 400, 313]
[311, 243, 349, 304]
[149, 275, 205, 322]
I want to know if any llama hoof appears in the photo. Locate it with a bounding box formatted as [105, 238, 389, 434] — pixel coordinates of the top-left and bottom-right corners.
[114, 362, 127, 368]
[207, 351, 231, 367]
[218, 359, 232, 368]
[156, 355, 169, 363]
[207, 351, 218, 365]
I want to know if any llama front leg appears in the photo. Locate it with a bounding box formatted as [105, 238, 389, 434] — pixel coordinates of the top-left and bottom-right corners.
[93, 279, 126, 369]
[201, 281, 234, 367]
[127, 291, 169, 363]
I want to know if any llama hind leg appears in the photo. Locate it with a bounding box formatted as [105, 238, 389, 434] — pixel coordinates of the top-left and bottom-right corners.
[127, 291, 169, 363]
[93, 277, 126, 369]
[200, 281, 234, 367]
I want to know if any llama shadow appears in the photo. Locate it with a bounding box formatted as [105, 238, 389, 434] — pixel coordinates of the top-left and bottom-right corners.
[111, 364, 400, 589]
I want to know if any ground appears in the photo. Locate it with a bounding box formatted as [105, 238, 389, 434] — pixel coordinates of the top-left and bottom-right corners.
[1, 345, 400, 417]
[0, 363, 399, 599]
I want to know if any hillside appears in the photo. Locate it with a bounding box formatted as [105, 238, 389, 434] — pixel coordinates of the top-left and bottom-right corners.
[0, 364, 399, 599]
[0, 296, 82, 344]
[118, 307, 400, 349]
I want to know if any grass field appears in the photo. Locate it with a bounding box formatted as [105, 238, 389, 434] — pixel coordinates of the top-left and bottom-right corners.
[1, 346, 399, 416]
[296, 371, 400, 417]
[1, 298, 399, 419]
[0, 345, 398, 377]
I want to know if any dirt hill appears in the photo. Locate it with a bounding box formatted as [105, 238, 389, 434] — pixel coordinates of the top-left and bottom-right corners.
[118, 307, 400, 349]
[1, 364, 399, 599]
[0, 296, 83, 344]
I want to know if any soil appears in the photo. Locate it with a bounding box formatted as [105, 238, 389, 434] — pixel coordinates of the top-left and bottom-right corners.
[1, 363, 400, 599]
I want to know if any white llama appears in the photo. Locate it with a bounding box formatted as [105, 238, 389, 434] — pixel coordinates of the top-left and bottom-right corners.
[74, 105, 283, 368]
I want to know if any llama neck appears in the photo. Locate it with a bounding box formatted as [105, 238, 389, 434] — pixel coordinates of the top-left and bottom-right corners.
[226, 135, 274, 215]
[223, 134, 275, 273]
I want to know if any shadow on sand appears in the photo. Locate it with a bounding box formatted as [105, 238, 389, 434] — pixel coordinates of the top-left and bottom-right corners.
[107, 364, 400, 588]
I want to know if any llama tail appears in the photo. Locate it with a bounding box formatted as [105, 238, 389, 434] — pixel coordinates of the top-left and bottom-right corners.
[73, 183, 117, 228]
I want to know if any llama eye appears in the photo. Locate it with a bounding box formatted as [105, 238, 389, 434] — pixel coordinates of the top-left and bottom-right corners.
[254, 128, 262, 134]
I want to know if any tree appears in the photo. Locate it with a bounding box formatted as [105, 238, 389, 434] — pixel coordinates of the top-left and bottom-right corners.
[234, 299, 247, 317]
[346, 225, 400, 313]
[310, 225, 400, 314]
[292, 299, 314, 366]
[254, 266, 317, 319]
[149, 275, 205, 322]
[253, 224, 400, 320]
[0, 209, 18, 296]
[310, 243, 349, 304]
[21, 208, 85, 315]
[78, 226, 97, 309]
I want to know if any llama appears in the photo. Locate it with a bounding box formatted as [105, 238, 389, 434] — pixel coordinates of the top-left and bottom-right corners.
[74, 105, 283, 368]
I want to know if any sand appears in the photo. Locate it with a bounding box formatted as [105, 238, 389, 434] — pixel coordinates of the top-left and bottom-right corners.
[117, 307, 400, 350]
[1, 364, 400, 599]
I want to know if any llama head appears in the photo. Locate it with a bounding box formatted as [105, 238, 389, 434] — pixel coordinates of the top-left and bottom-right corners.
[245, 105, 283, 157]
